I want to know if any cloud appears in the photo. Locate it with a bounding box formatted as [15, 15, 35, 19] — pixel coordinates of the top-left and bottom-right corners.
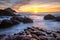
[0, 0, 30, 9]
[0, 0, 30, 5]
[40, 0, 60, 2]
[39, 2, 60, 8]
[0, 0, 60, 10]
[0, 1, 13, 9]
[30, 0, 60, 3]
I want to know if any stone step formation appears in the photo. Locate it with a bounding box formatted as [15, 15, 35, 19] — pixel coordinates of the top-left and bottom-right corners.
[0, 26, 60, 40]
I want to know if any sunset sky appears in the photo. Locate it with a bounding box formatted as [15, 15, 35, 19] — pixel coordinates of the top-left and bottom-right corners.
[0, 0, 60, 12]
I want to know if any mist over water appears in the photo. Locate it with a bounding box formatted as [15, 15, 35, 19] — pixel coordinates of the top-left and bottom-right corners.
[0, 12, 60, 35]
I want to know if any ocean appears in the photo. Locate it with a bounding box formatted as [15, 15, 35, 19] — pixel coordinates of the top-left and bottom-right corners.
[0, 12, 60, 35]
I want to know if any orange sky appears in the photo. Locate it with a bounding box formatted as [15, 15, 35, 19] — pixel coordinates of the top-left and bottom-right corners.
[12, 2, 60, 13]
[13, 4, 60, 12]
[0, 0, 60, 13]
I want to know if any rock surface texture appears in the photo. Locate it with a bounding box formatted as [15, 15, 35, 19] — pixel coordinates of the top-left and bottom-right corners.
[0, 27, 60, 40]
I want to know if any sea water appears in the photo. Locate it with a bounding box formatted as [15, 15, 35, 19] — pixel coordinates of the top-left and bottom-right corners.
[0, 12, 60, 35]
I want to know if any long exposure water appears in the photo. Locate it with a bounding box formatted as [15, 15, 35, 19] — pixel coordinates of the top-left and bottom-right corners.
[0, 13, 60, 35]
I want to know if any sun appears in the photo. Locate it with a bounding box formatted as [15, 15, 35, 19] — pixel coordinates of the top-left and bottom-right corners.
[32, 6, 39, 12]
[34, 11, 38, 13]
[18, 5, 40, 13]
[31, 6, 39, 14]
[13, 4, 60, 13]
[14, 5, 49, 13]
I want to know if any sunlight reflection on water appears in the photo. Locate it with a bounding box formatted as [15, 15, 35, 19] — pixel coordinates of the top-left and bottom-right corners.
[28, 15, 60, 31]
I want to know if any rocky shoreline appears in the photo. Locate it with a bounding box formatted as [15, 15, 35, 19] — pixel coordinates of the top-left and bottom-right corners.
[0, 26, 60, 40]
[0, 8, 33, 28]
[0, 8, 60, 40]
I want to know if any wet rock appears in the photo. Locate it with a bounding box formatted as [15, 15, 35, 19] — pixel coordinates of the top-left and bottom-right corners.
[24, 30, 30, 35]
[0, 20, 13, 28]
[0, 34, 6, 39]
[31, 27, 39, 31]
[17, 32, 26, 35]
[11, 16, 24, 22]
[55, 16, 60, 21]
[46, 31, 52, 34]
[27, 34, 32, 37]
[0, 20, 2, 24]
[31, 31, 46, 36]
[1, 27, 60, 40]
[31, 34, 39, 40]
[56, 30, 60, 33]
[0, 19, 19, 28]
[26, 27, 33, 30]
[5, 37, 13, 40]
[23, 17, 33, 23]
[21, 36, 31, 40]
[27, 27, 35, 31]
[44, 14, 60, 22]
[38, 28, 47, 32]
[4, 8, 16, 13]
[39, 36, 48, 40]
[14, 34, 17, 35]
[10, 18, 19, 25]
[26, 28, 33, 32]
[13, 35, 31, 40]
[0, 8, 16, 16]
[53, 33, 58, 38]
[52, 32, 60, 38]
[27, 27, 31, 29]
[46, 34, 53, 37]
[31, 38, 37, 40]
[56, 37, 60, 40]
[11, 16, 33, 23]
[47, 37, 56, 40]
[44, 14, 55, 20]
[13, 36, 21, 40]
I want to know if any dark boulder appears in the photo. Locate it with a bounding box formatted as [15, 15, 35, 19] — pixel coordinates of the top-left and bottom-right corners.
[11, 16, 33, 23]
[0, 19, 19, 28]
[53, 33, 57, 38]
[10, 16, 24, 22]
[31, 31, 45, 36]
[56, 30, 60, 33]
[46, 31, 52, 34]
[4, 8, 16, 13]
[31, 34, 39, 40]
[55, 16, 60, 21]
[56, 37, 60, 40]
[12, 35, 31, 40]
[10, 19, 19, 25]
[44, 14, 55, 20]
[23, 17, 33, 23]
[0, 34, 6, 39]
[0, 20, 13, 28]
[0, 8, 16, 16]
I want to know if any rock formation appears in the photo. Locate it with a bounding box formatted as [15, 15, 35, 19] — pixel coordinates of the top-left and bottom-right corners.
[44, 14, 55, 20]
